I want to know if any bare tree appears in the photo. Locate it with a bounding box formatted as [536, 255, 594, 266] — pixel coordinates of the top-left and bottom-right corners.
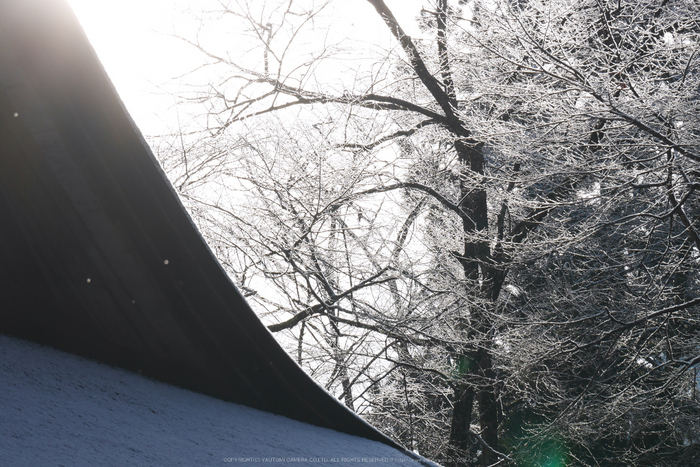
[154, 0, 700, 464]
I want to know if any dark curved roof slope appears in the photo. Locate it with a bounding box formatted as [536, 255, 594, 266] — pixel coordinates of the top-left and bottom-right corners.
[0, 0, 399, 449]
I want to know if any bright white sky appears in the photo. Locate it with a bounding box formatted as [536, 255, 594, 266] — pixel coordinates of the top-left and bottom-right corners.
[65, 0, 429, 137]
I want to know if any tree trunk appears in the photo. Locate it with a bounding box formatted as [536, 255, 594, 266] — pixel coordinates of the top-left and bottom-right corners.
[449, 383, 475, 466]
[455, 135, 501, 467]
[476, 346, 499, 466]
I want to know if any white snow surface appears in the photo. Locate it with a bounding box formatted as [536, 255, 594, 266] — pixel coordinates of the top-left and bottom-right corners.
[0, 334, 430, 466]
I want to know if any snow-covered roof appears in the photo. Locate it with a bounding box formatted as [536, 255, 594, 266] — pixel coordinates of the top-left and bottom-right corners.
[0, 334, 430, 466]
[0, 0, 428, 462]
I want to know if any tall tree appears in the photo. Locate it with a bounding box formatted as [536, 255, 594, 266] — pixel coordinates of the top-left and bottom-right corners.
[156, 0, 700, 464]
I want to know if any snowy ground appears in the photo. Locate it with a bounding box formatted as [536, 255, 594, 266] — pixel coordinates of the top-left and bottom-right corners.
[0, 334, 432, 466]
